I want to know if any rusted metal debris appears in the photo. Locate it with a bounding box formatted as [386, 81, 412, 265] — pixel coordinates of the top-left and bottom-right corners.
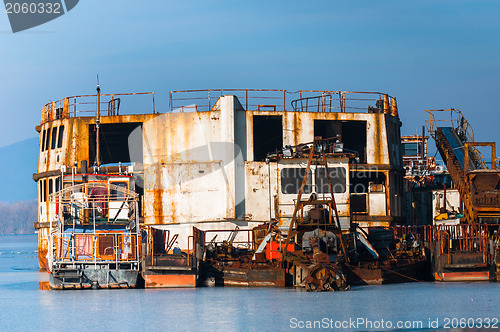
[201, 228, 286, 287]
[304, 264, 348, 292]
[278, 138, 351, 291]
[302, 236, 348, 291]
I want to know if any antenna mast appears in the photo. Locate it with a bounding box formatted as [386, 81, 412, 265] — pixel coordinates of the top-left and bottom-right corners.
[96, 75, 101, 167]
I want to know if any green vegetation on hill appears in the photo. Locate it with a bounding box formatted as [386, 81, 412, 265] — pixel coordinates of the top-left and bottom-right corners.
[0, 200, 37, 234]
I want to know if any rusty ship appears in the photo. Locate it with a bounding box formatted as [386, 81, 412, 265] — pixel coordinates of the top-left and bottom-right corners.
[33, 88, 500, 289]
[34, 88, 407, 288]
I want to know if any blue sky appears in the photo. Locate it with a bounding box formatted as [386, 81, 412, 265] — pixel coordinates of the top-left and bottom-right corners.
[1, 0, 500, 149]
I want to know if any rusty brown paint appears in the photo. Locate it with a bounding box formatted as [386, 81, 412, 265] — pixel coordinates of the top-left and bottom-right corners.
[153, 164, 164, 225]
[385, 170, 391, 215]
[390, 97, 398, 118]
[292, 111, 300, 145]
[372, 115, 383, 165]
[143, 274, 196, 288]
[434, 271, 490, 282]
[37, 227, 49, 270]
[41, 105, 48, 124]
[383, 94, 389, 114]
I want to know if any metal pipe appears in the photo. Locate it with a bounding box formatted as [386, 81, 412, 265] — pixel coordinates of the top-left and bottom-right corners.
[422, 125, 425, 161]
[283, 90, 285, 112]
[170, 91, 173, 112]
[152, 92, 155, 114]
[267, 161, 272, 222]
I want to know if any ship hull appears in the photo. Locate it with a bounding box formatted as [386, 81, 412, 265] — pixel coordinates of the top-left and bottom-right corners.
[142, 271, 197, 288]
[345, 259, 428, 285]
[49, 268, 139, 290]
[434, 271, 490, 282]
[217, 267, 286, 287]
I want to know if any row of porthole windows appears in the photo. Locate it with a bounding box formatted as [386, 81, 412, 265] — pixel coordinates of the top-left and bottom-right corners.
[39, 178, 60, 203]
[41, 125, 64, 152]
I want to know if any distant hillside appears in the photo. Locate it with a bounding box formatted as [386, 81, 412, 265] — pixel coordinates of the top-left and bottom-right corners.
[0, 200, 37, 234]
[0, 137, 38, 202]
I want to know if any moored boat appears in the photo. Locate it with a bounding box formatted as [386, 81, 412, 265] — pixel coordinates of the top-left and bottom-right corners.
[46, 177, 141, 289]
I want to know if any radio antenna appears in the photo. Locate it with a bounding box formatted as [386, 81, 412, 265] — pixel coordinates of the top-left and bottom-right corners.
[96, 74, 101, 167]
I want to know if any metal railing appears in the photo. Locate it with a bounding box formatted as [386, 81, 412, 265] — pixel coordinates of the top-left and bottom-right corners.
[425, 108, 486, 169]
[54, 233, 138, 263]
[426, 109, 474, 142]
[41, 92, 155, 123]
[169, 89, 397, 114]
[170, 89, 286, 113]
[49, 182, 139, 225]
[291, 91, 397, 114]
[393, 224, 490, 255]
[145, 226, 194, 268]
[42, 89, 398, 121]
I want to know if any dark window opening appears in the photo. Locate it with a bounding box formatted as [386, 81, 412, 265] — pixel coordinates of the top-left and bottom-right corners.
[315, 167, 346, 193]
[45, 128, 51, 151]
[350, 172, 386, 194]
[281, 168, 312, 194]
[57, 126, 65, 148]
[51, 127, 58, 150]
[89, 123, 143, 166]
[41, 130, 46, 152]
[48, 179, 53, 196]
[314, 120, 367, 162]
[253, 115, 283, 161]
[403, 142, 422, 156]
[42, 180, 46, 202]
[55, 178, 60, 192]
[153, 229, 168, 254]
[98, 235, 115, 257]
[350, 172, 386, 214]
[351, 195, 367, 214]
[39, 182, 42, 202]
[55, 107, 63, 119]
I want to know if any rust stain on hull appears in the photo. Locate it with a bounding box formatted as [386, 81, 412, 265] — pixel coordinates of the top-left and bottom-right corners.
[434, 271, 490, 282]
[153, 163, 164, 224]
[143, 274, 196, 288]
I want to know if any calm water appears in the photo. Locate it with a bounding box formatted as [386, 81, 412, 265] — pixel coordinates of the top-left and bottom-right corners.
[1, 235, 500, 331]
